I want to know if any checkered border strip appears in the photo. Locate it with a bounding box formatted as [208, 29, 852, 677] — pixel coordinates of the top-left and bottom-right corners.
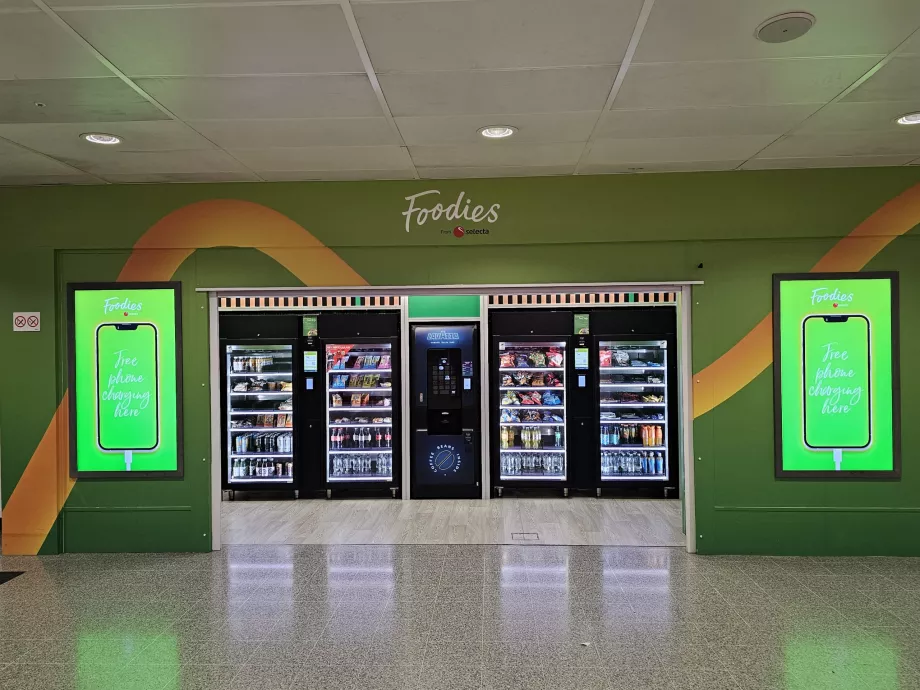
[219, 295, 402, 310]
[488, 292, 677, 306]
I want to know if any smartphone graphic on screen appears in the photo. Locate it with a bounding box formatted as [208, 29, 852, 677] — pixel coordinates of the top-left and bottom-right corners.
[95, 323, 160, 452]
[802, 314, 871, 450]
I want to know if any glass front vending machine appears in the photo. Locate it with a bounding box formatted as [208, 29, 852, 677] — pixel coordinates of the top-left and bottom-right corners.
[323, 339, 400, 497]
[491, 337, 569, 495]
[222, 343, 298, 498]
[596, 337, 678, 496]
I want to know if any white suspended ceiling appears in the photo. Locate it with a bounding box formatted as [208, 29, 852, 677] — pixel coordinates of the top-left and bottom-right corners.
[0, 0, 919, 185]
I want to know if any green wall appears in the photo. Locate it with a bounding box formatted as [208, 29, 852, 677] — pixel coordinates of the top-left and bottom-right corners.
[1, 168, 919, 555]
[407, 295, 480, 318]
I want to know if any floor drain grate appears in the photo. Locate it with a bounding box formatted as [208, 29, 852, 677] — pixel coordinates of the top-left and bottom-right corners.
[511, 532, 540, 540]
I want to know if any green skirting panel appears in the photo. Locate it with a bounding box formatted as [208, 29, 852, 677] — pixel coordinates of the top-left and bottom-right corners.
[62, 506, 208, 553]
[408, 295, 480, 318]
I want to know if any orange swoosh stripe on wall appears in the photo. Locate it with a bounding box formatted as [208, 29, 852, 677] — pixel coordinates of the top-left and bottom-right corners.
[4, 188, 920, 555]
[2, 200, 367, 555]
[692, 182, 920, 419]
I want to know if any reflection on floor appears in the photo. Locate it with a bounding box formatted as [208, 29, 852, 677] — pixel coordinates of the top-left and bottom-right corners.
[222, 498, 685, 547]
[1, 545, 919, 689]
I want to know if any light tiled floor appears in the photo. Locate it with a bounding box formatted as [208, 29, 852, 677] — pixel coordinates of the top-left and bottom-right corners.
[1, 545, 920, 689]
[222, 498, 685, 546]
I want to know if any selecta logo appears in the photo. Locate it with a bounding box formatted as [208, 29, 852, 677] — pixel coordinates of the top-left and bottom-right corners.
[103, 296, 143, 316]
[402, 189, 499, 235]
[810, 287, 855, 308]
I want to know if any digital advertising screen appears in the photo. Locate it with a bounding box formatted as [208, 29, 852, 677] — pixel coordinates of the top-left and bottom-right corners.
[68, 282, 184, 478]
[773, 272, 900, 478]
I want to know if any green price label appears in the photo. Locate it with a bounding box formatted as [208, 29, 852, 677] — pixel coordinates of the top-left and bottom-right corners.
[773, 273, 899, 477]
[69, 283, 183, 477]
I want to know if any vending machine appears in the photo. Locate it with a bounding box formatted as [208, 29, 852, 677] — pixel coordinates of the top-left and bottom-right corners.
[300, 311, 402, 498]
[220, 313, 302, 499]
[591, 309, 679, 497]
[409, 323, 482, 499]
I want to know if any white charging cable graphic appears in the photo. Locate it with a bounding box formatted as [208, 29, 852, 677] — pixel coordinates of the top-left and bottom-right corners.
[124, 450, 133, 471]
[832, 448, 842, 471]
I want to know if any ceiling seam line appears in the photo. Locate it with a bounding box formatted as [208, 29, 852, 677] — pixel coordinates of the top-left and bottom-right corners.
[736, 25, 920, 171]
[573, 0, 655, 175]
[0, 135, 110, 184]
[339, 0, 420, 180]
[28, 0, 266, 183]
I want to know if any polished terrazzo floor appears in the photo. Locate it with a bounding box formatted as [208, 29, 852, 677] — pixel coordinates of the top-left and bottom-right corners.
[1, 545, 919, 689]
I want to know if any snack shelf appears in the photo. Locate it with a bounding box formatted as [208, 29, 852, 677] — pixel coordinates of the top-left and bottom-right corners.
[499, 421, 562, 426]
[231, 392, 291, 397]
[332, 449, 393, 454]
[498, 367, 564, 372]
[329, 368, 392, 374]
[230, 426, 294, 434]
[329, 475, 391, 482]
[599, 366, 666, 372]
[599, 383, 665, 388]
[500, 405, 564, 410]
[499, 474, 564, 481]
[329, 406, 392, 411]
[499, 386, 562, 391]
[230, 453, 293, 458]
[601, 419, 666, 425]
[602, 445, 666, 451]
[330, 423, 392, 427]
[600, 402, 665, 407]
[229, 410, 290, 415]
[229, 372, 292, 377]
[501, 447, 565, 453]
[330, 388, 392, 393]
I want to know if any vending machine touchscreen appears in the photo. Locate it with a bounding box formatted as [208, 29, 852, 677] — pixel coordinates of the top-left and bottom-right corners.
[427, 348, 462, 434]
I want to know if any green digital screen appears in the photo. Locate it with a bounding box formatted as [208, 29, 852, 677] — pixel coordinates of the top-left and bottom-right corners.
[773, 273, 899, 477]
[69, 283, 183, 477]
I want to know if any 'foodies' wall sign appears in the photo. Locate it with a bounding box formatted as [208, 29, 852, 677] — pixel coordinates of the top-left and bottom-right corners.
[402, 190, 500, 235]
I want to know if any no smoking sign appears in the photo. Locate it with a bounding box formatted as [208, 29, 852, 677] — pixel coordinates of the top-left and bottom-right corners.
[12, 312, 40, 332]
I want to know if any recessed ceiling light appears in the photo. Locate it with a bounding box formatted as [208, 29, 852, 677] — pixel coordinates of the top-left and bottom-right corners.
[755, 12, 816, 43]
[82, 132, 122, 145]
[896, 112, 920, 126]
[479, 126, 516, 139]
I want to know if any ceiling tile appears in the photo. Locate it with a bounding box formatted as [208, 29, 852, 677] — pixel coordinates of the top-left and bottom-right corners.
[258, 169, 415, 181]
[136, 75, 382, 120]
[100, 171, 258, 183]
[0, 78, 166, 124]
[418, 164, 575, 179]
[227, 145, 413, 172]
[579, 160, 742, 174]
[0, 121, 215, 159]
[355, 0, 642, 72]
[396, 112, 598, 146]
[62, 5, 363, 77]
[756, 131, 920, 158]
[634, 0, 920, 63]
[596, 104, 817, 139]
[901, 28, 920, 55]
[841, 56, 920, 103]
[188, 118, 397, 148]
[742, 155, 915, 170]
[409, 142, 583, 168]
[795, 101, 920, 133]
[0, 138, 83, 175]
[615, 58, 878, 109]
[55, 148, 253, 175]
[586, 134, 776, 164]
[0, 11, 111, 79]
[0, 0, 39, 9]
[380, 66, 617, 117]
